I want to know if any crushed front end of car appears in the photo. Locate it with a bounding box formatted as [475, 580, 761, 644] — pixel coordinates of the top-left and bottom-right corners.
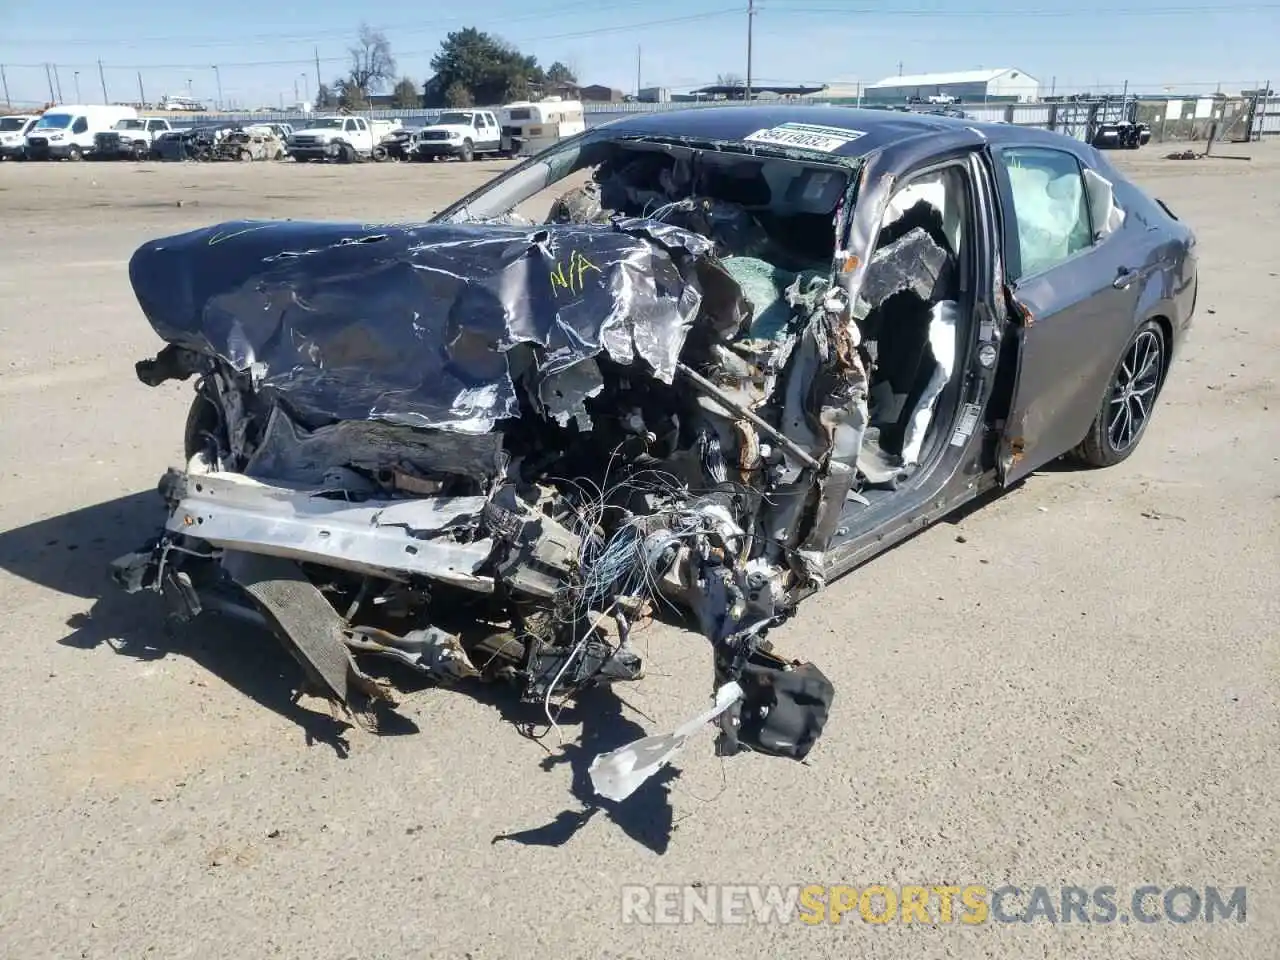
[114, 202, 891, 790]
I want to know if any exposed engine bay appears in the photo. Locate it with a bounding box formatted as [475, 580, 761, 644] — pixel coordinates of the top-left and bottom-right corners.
[113, 134, 971, 797]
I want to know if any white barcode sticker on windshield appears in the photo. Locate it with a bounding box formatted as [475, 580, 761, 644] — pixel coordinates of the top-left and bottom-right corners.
[743, 122, 865, 153]
[950, 402, 982, 446]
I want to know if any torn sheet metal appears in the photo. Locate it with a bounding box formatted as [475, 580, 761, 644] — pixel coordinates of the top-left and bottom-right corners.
[129, 218, 719, 434]
[244, 404, 506, 484]
[166, 471, 496, 591]
[588, 680, 744, 802]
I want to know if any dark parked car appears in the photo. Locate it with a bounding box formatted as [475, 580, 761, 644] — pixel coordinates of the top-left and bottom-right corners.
[114, 107, 1196, 791]
[152, 125, 231, 161]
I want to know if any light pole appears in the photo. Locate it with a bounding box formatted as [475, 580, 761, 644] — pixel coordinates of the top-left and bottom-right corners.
[212, 65, 223, 110]
[301, 73, 309, 104]
[74, 71, 81, 102]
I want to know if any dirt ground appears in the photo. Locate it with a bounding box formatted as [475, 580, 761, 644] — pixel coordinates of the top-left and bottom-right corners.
[1, 144, 1277, 960]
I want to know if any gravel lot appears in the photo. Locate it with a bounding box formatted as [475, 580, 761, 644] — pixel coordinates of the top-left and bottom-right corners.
[1, 144, 1277, 960]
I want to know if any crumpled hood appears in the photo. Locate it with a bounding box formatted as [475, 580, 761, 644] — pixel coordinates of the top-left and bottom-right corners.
[129, 217, 738, 434]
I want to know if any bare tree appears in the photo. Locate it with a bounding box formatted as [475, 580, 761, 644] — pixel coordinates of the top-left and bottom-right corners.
[715, 73, 746, 100]
[349, 23, 397, 94]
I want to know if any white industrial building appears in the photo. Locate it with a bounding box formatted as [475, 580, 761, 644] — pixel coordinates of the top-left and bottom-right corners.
[867, 68, 1040, 103]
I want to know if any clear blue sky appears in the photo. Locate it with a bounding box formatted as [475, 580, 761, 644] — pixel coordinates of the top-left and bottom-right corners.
[1, 0, 1276, 108]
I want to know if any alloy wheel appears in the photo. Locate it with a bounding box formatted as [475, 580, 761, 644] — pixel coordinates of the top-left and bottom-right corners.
[1107, 328, 1163, 452]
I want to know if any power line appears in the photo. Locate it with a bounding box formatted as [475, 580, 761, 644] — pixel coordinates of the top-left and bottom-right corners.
[1, 10, 742, 71]
[772, 2, 1280, 14]
[4, 0, 661, 49]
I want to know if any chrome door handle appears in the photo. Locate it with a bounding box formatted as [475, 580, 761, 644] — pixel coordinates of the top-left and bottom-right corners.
[1113, 267, 1138, 289]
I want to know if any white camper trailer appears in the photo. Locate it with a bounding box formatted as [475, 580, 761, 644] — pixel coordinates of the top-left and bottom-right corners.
[498, 97, 586, 157]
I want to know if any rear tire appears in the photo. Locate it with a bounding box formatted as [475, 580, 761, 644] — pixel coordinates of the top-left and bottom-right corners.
[460, 138, 474, 162]
[1072, 319, 1167, 467]
[67, 145, 83, 161]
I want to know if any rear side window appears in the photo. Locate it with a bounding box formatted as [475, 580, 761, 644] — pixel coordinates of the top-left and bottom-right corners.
[1000, 147, 1093, 279]
[72, 117, 89, 134]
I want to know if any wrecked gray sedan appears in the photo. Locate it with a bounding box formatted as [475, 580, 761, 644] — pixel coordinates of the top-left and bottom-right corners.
[114, 107, 1197, 790]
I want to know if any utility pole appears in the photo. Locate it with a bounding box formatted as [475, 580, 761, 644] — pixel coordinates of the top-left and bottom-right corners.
[294, 78, 299, 103]
[98, 59, 108, 103]
[53, 64, 64, 102]
[636, 45, 641, 99]
[137, 71, 145, 108]
[314, 46, 322, 102]
[45, 64, 55, 102]
[1256, 79, 1270, 142]
[898, 61, 903, 76]
[1, 64, 10, 107]
[74, 71, 81, 102]
[745, 0, 755, 102]
[212, 65, 223, 110]
[301, 73, 309, 103]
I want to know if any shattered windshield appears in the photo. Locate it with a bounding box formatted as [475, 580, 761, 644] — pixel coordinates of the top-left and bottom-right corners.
[438, 131, 853, 275]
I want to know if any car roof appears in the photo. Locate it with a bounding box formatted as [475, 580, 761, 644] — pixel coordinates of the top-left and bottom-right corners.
[597, 104, 1081, 159]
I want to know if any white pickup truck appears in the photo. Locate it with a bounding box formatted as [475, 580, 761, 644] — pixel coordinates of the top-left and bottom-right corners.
[93, 117, 176, 160]
[286, 116, 401, 162]
[411, 109, 502, 161]
[0, 114, 40, 160]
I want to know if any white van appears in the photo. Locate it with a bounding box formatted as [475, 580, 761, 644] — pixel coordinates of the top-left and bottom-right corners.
[25, 104, 139, 161]
[0, 115, 40, 159]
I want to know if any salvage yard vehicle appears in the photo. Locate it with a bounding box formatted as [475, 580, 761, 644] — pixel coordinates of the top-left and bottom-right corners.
[114, 106, 1197, 793]
[152, 124, 231, 162]
[0, 113, 40, 159]
[372, 125, 416, 162]
[1092, 119, 1152, 150]
[286, 116, 401, 162]
[93, 117, 175, 160]
[411, 109, 502, 161]
[157, 95, 207, 111]
[24, 103, 138, 160]
[498, 97, 586, 157]
[212, 125, 287, 161]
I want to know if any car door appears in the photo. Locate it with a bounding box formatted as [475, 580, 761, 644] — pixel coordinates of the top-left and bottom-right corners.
[991, 143, 1144, 484]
